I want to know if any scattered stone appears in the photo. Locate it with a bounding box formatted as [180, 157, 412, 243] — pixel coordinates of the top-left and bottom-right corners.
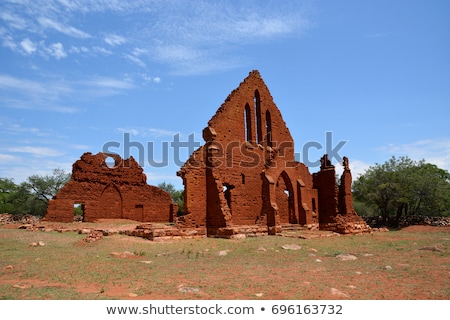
[0, 213, 39, 225]
[82, 230, 103, 243]
[256, 247, 267, 252]
[309, 253, 316, 257]
[282, 244, 302, 250]
[385, 265, 393, 270]
[18, 224, 33, 230]
[5, 265, 13, 270]
[419, 245, 444, 252]
[218, 250, 230, 256]
[372, 227, 389, 232]
[13, 283, 27, 289]
[364, 215, 450, 228]
[38, 241, 45, 246]
[362, 253, 373, 257]
[140, 261, 153, 264]
[29, 242, 38, 247]
[336, 254, 357, 261]
[78, 229, 92, 234]
[255, 293, 264, 297]
[110, 251, 135, 259]
[355, 271, 362, 275]
[178, 285, 200, 293]
[348, 285, 357, 289]
[128, 293, 138, 297]
[329, 288, 349, 298]
[309, 248, 318, 253]
[315, 259, 322, 263]
[156, 252, 169, 257]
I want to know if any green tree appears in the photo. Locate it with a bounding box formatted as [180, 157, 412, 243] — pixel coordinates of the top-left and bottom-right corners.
[23, 169, 70, 204]
[353, 156, 450, 224]
[158, 182, 184, 215]
[0, 178, 20, 214]
[21, 169, 71, 216]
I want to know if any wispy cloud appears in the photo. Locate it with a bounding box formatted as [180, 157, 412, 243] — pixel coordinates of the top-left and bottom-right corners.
[8, 146, 64, 157]
[37, 17, 92, 39]
[117, 127, 178, 138]
[0, 11, 27, 30]
[124, 54, 146, 67]
[379, 138, 450, 171]
[0, 74, 54, 95]
[335, 159, 372, 178]
[105, 34, 127, 46]
[0, 153, 20, 163]
[20, 38, 37, 54]
[0, 73, 135, 113]
[45, 42, 67, 59]
[81, 77, 135, 90]
[1, 0, 313, 74]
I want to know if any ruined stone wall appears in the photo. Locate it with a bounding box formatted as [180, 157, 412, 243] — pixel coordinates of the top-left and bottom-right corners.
[45, 152, 175, 223]
[179, 71, 319, 234]
[338, 157, 354, 215]
[178, 70, 368, 236]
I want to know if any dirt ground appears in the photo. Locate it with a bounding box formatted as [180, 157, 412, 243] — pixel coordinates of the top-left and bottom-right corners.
[1, 221, 449, 300]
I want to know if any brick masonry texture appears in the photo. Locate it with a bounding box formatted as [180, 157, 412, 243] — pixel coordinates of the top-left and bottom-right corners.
[45, 70, 368, 236]
[45, 152, 176, 222]
[177, 70, 369, 236]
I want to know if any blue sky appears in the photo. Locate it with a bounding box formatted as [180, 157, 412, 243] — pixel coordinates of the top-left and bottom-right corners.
[1, 0, 449, 190]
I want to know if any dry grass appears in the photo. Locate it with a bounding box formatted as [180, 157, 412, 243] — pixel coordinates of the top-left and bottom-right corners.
[0, 224, 449, 300]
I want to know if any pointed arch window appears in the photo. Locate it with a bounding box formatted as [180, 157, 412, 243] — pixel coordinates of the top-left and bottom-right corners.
[244, 103, 252, 142]
[265, 109, 272, 147]
[254, 90, 262, 144]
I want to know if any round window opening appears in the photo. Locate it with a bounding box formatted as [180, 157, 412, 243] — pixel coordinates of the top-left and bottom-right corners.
[105, 156, 116, 168]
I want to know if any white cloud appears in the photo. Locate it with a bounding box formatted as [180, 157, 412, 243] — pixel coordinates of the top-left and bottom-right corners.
[125, 54, 146, 67]
[2, 34, 17, 51]
[335, 159, 372, 178]
[0, 74, 81, 113]
[20, 38, 37, 54]
[37, 17, 91, 39]
[0, 11, 27, 30]
[117, 127, 178, 138]
[45, 42, 67, 59]
[82, 77, 134, 90]
[1, 1, 313, 74]
[93, 46, 113, 55]
[105, 34, 127, 46]
[70, 144, 92, 150]
[153, 77, 161, 83]
[379, 138, 450, 172]
[8, 146, 64, 157]
[0, 74, 47, 95]
[0, 153, 20, 163]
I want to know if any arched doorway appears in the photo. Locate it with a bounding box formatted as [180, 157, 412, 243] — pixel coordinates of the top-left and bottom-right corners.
[276, 171, 295, 224]
[99, 183, 123, 219]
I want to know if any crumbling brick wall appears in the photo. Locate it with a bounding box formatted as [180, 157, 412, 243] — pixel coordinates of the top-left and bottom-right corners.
[45, 152, 176, 222]
[178, 70, 368, 236]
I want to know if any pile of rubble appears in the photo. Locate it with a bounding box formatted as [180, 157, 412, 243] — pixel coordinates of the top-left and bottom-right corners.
[0, 213, 41, 225]
[80, 230, 104, 243]
[364, 215, 450, 228]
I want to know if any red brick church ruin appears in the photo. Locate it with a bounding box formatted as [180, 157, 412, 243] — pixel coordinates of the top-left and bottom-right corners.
[45, 152, 177, 223]
[45, 70, 368, 237]
[177, 70, 369, 237]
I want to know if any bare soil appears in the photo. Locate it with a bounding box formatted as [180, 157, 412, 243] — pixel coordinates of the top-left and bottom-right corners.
[1, 221, 449, 300]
